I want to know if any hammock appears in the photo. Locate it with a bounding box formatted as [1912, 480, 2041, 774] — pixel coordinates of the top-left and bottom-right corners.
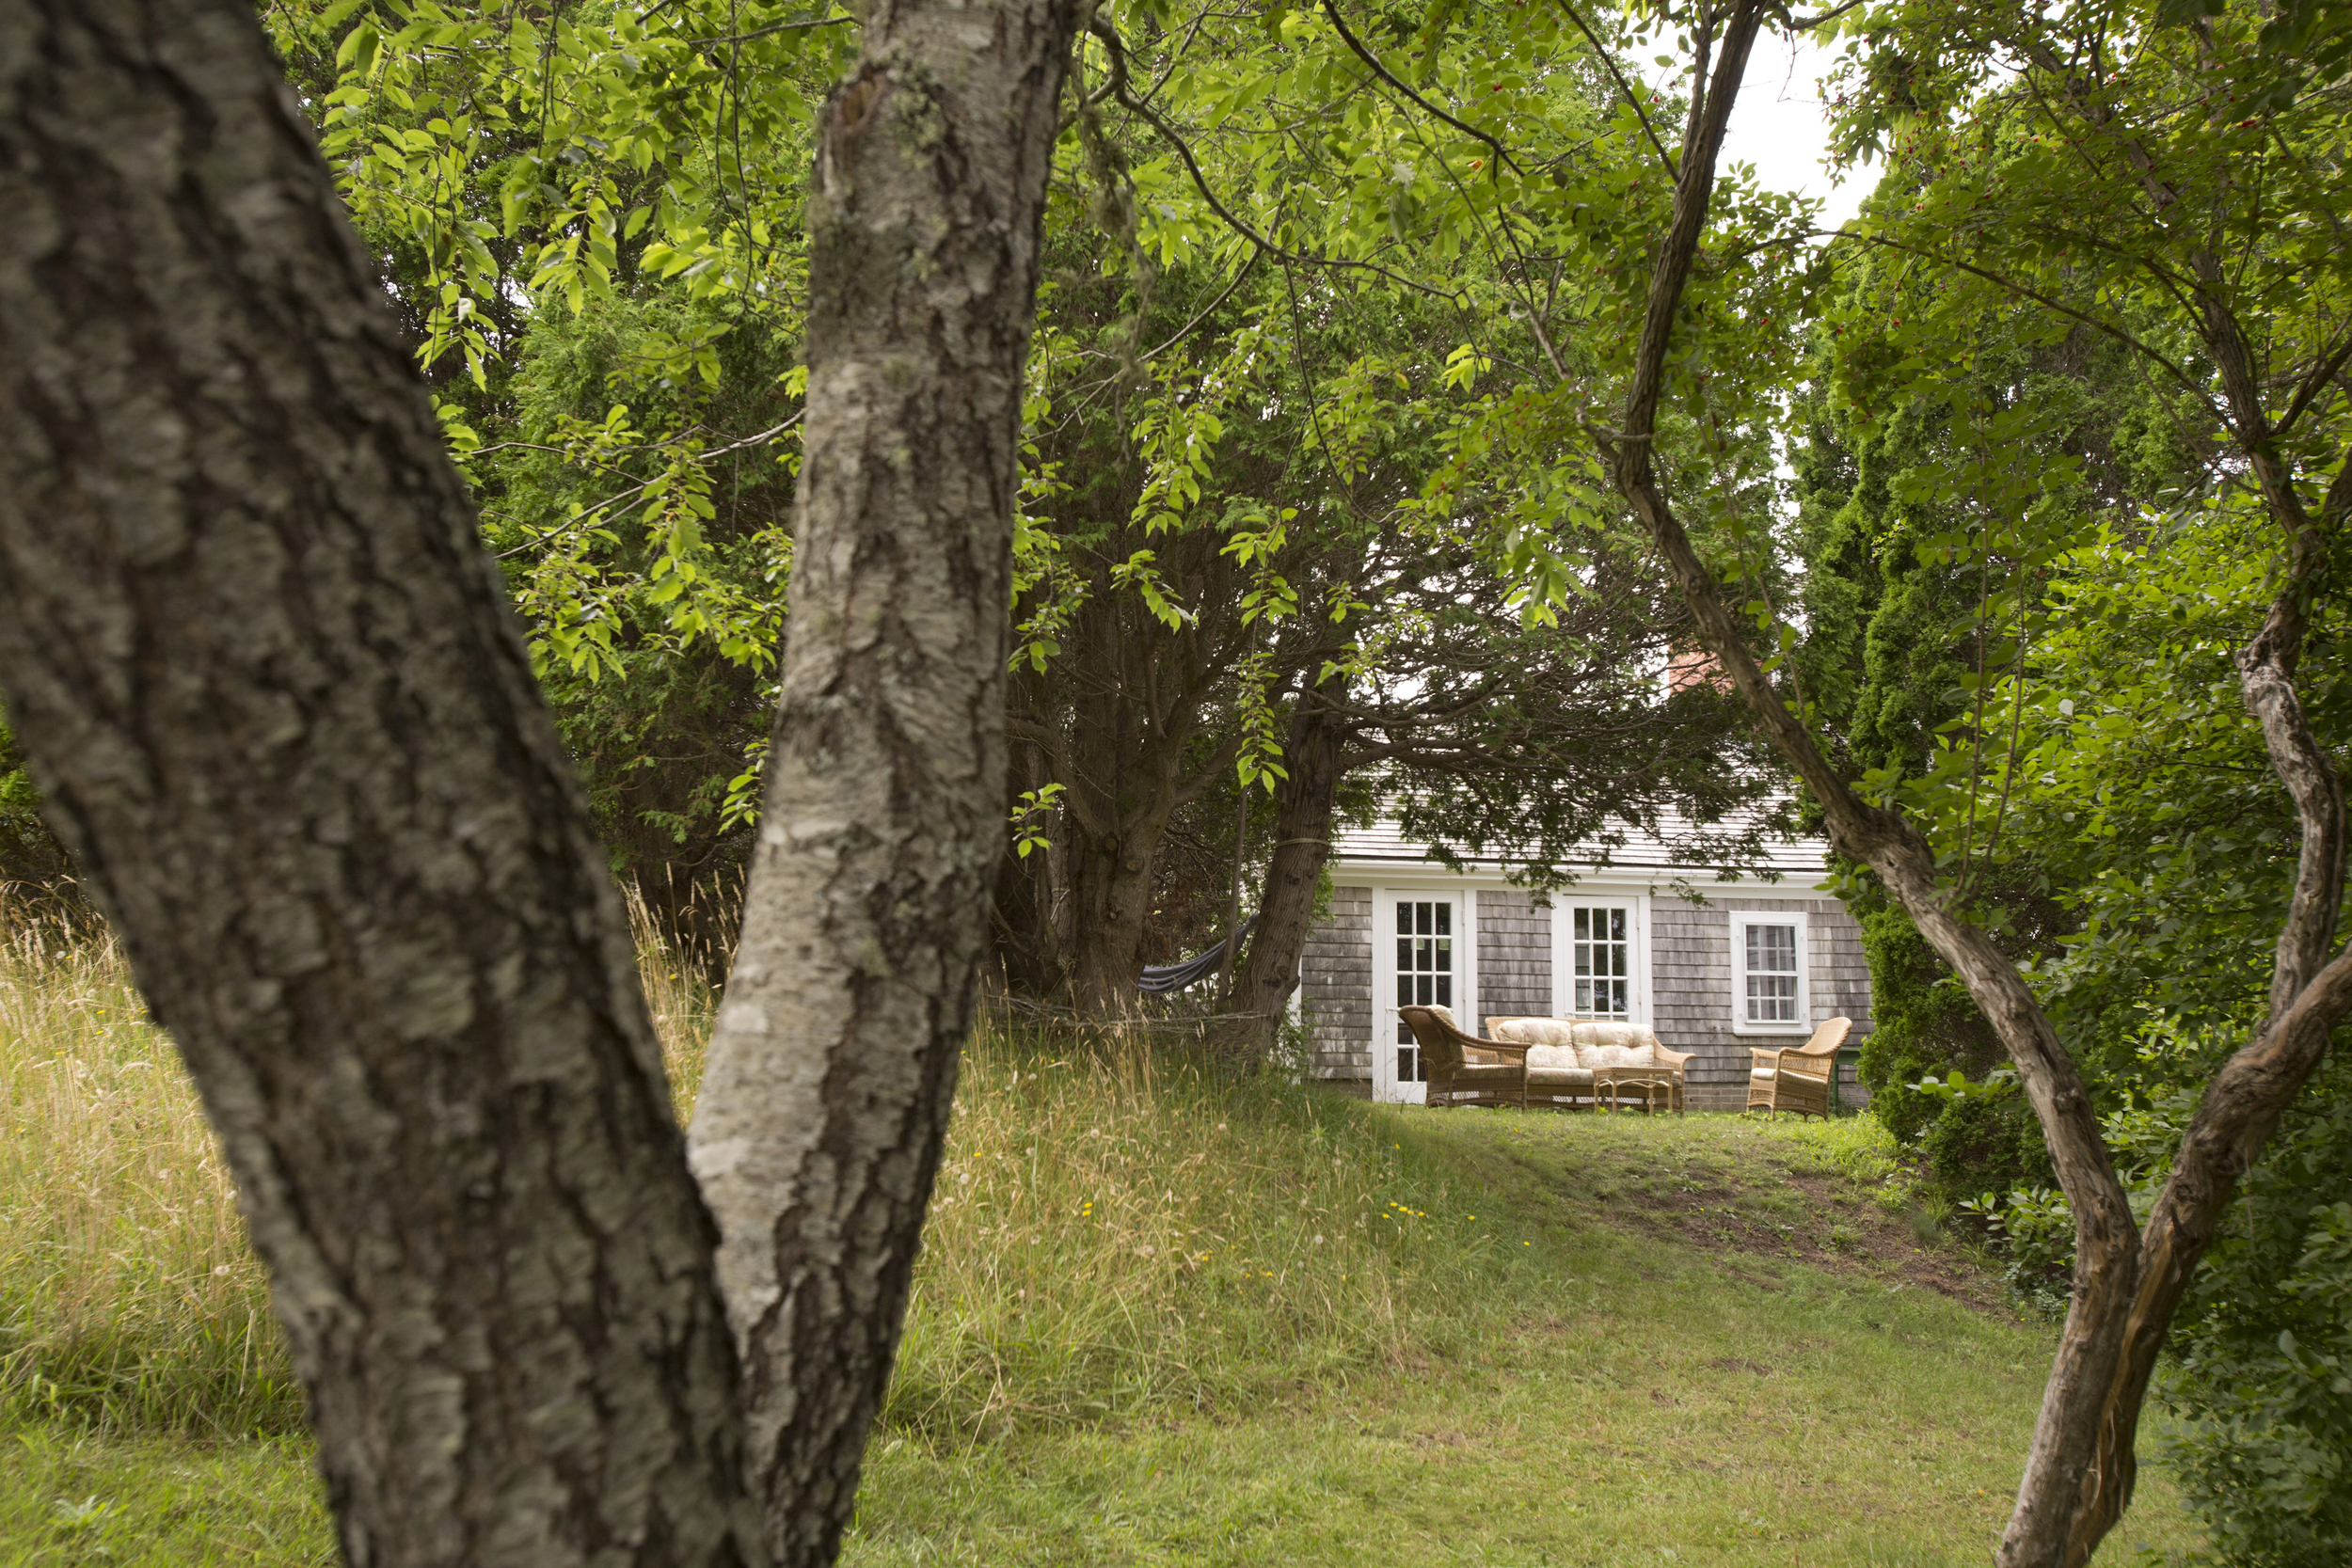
[1136, 915, 1259, 995]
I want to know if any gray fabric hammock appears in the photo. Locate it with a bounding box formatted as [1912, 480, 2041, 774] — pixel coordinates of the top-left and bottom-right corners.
[1136, 914, 1258, 995]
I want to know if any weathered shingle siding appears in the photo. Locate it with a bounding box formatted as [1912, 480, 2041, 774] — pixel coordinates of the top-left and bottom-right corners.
[1651, 895, 1874, 1109]
[1303, 886, 1373, 1080]
[1476, 890, 1549, 1023]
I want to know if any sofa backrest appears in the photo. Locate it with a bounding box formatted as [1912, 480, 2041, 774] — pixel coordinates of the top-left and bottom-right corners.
[1486, 1016, 1576, 1048]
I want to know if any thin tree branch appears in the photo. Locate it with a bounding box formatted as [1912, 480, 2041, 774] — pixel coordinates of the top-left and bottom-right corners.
[1818, 227, 2218, 411]
[1321, 0, 1525, 176]
[1546, 0, 1676, 176]
[2276, 328, 2352, 438]
[682, 11, 850, 46]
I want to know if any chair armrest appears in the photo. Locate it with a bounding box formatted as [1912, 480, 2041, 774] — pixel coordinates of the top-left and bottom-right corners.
[1749, 1046, 1786, 1069]
[1653, 1045, 1692, 1069]
[1464, 1041, 1529, 1066]
[1782, 1053, 1835, 1081]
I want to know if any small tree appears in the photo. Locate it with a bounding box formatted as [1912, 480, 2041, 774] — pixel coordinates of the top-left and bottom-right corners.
[1595, 4, 2352, 1562]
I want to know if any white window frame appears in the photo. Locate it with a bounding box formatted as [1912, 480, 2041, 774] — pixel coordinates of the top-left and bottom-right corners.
[1371, 886, 1478, 1104]
[1728, 910, 1811, 1036]
[1547, 895, 1651, 1025]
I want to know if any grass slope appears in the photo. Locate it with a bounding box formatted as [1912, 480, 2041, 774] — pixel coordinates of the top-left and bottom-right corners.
[841, 1082, 2201, 1567]
[1, 926, 2200, 1563]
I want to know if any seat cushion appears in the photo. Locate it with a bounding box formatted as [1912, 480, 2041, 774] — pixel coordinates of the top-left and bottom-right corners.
[1426, 1004, 1459, 1031]
[1579, 1041, 1657, 1069]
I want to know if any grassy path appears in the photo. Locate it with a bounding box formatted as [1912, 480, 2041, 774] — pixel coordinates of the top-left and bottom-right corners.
[2, 1093, 2198, 1565]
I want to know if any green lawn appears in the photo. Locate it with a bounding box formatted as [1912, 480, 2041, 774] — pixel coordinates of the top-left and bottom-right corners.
[0, 1097, 2201, 1566]
[0, 1428, 332, 1566]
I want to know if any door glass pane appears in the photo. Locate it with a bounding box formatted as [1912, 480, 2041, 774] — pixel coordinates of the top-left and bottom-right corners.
[1392, 898, 1452, 1082]
[1568, 905, 1631, 1019]
[1744, 923, 1800, 1022]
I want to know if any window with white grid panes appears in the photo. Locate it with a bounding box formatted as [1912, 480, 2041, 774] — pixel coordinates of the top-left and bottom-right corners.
[1392, 899, 1452, 1084]
[1742, 921, 1800, 1024]
[1565, 905, 1632, 1019]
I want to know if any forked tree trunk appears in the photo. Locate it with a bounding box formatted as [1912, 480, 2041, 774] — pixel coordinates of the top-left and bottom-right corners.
[682, 2, 1082, 1563]
[0, 4, 758, 1563]
[2, 2, 1083, 1565]
[1606, 9, 2352, 1564]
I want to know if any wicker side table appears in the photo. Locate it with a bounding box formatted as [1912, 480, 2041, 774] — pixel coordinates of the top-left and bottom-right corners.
[1592, 1066, 1682, 1116]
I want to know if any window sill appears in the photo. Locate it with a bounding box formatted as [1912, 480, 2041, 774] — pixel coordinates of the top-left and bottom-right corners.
[1729, 1020, 1814, 1037]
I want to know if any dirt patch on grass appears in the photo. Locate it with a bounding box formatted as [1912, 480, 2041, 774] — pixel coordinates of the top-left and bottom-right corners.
[1590, 1159, 2014, 1314]
[1428, 1112, 2022, 1317]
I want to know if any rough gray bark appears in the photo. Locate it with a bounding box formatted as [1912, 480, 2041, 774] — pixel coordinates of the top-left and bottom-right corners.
[1601, 9, 2352, 1566]
[682, 3, 1081, 1564]
[0, 5, 760, 1566]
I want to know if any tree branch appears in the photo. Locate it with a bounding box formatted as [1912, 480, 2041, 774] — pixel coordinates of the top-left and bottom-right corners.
[1088, 16, 1465, 302]
[1321, 0, 1525, 177]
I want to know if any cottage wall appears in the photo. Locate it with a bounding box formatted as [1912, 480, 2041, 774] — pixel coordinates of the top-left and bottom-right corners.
[1651, 895, 1873, 1110]
[1475, 890, 1549, 1022]
[1302, 885, 1373, 1081]
[1301, 881, 1874, 1107]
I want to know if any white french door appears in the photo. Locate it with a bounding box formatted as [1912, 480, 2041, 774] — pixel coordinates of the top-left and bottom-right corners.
[1553, 898, 1648, 1023]
[1375, 892, 1472, 1103]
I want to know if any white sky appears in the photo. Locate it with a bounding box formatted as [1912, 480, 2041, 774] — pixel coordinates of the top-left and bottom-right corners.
[1710, 30, 1873, 233]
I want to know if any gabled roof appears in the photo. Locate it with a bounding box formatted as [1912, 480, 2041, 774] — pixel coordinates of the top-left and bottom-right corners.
[1329, 806, 1832, 883]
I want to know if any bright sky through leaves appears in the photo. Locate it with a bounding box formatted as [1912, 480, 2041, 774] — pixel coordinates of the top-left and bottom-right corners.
[1716, 29, 1870, 232]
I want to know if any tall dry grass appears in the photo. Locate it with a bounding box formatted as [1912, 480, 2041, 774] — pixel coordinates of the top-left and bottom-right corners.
[0, 916, 291, 1434]
[3, 900, 1499, 1444]
[882, 1027, 1504, 1442]
[0, 894, 722, 1435]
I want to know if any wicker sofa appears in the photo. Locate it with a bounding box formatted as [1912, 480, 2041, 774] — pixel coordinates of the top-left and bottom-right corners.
[1483, 1018, 1691, 1113]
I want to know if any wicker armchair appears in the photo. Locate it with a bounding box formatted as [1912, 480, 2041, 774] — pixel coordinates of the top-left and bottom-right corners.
[1398, 1006, 1529, 1109]
[1746, 1017, 1853, 1119]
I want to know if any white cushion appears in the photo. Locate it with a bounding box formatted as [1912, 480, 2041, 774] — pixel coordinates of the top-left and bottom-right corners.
[1490, 1017, 1577, 1047]
[1428, 1004, 1458, 1030]
[1581, 1041, 1656, 1069]
[1523, 1044, 1580, 1072]
[1751, 1068, 1779, 1081]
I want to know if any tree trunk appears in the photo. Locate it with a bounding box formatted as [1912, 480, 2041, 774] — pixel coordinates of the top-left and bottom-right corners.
[1063, 808, 1179, 1009]
[1230, 673, 1347, 1060]
[682, 3, 1081, 1564]
[0, 5, 760, 1564]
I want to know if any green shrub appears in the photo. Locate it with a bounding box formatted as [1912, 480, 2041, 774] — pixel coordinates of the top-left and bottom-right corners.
[2159, 1053, 2352, 1567]
[1920, 1092, 2055, 1202]
[1855, 903, 2005, 1150]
